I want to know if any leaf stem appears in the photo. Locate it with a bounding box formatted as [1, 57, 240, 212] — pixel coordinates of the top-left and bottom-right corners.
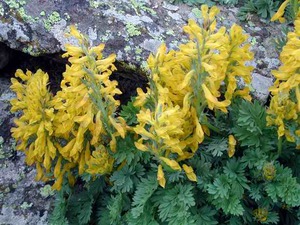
[277, 136, 282, 155]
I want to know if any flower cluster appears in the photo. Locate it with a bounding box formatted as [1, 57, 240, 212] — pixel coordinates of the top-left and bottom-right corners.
[10, 69, 57, 181]
[267, 17, 300, 147]
[133, 5, 254, 187]
[10, 26, 126, 190]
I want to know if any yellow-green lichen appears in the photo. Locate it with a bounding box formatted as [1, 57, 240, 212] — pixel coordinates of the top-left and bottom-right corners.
[43, 11, 62, 31]
[125, 22, 141, 37]
[135, 46, 142, 55]
[64, 12, 70, 20]
[17, 7, 35, 23]
[40, 11, 46, 16]
[166, 29, 175, 36]
[124, 45, 131, 52]
[130, 0, 156, 16]
[4, 0, 26, 10]
[20, 202, 33, 210]
[40, 184, 55, 198]
[89, 0, 105, 9]
[0, 3, 4, 17]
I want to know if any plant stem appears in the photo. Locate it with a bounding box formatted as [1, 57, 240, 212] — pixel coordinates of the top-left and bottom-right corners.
[278, 136, 282, 155]
[203, 121, 222, 135]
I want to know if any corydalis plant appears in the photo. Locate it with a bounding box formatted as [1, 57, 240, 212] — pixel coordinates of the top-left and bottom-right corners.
[133, 5, 254, 188]
[10, 26, 126, 190]
[10, 69, 56, 181]
[267, 15, 300, 149]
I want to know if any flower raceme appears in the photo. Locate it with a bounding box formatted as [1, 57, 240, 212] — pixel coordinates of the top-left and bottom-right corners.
[10, 26, 126, 190]
[10, 70, 56, 181]
[267, 17, 300, 147]
[134, 5, 254, 187]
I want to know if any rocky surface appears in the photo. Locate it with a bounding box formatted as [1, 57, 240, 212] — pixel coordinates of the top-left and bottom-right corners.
[0, 1, 289, 224]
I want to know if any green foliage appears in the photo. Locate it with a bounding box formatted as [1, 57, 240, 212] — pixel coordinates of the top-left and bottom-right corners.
[152, 183, 196, 224]
[130, 175, 158, 218]
[231, 100, 276, 150]
[237, 0, 281, 21]
[119, 97, 139, 126]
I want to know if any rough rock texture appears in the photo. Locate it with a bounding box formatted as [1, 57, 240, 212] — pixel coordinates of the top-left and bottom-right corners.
[0, 0, 283, 102]
[1, 2, 283, 79]
[0, 1, 288, 224]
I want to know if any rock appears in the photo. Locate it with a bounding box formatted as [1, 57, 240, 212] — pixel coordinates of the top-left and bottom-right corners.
[251, 73, 274, 103]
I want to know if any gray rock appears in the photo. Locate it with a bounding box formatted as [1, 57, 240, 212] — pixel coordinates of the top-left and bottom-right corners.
[251, 73, 274, 103]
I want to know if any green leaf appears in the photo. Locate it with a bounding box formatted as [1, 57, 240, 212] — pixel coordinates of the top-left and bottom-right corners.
[119, 97, 139, 126]
[49, 191, 69, 225]
[67, 191, 94, 225]
[152, 183, 195, 223]
[131, 175, 158, 218]
[206, 175, 230, 199]
[206, 137, 228, 157]
[192, 206, 218, 225]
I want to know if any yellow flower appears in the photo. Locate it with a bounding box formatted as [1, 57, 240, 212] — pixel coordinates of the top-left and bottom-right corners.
[263, 163, 276, 181]
[202, 84, 231, 113]
[271, 0, 290, 22]
[160, 157, 182, 171]
[86, 145, 114, 175]
[157, 165, 166, 188]
[228, 135, 236, 157]
[253, 208, 269, 222]
[183, 164, 197, 182]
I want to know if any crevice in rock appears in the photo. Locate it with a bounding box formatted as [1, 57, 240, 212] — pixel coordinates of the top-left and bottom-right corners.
[0, 42, 149, 105]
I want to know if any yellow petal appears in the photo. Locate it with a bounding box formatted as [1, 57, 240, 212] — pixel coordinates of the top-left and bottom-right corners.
[109, 116, 126, 138]
[160, 157, 181, 171]
[35, 163, 43, 181]
[110, 135, 117, 152]
[296, 86, 300, 112]
[183, 164, 197, 182]
[134, 140, 148, 151]
[202, 83, 230, 112]
[52, 173, 64, 191]
[54, 156, 63, 178]
[157, 165, 166, 188]
[228, 135, 236, 158]
[271, 0, 289, 22]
